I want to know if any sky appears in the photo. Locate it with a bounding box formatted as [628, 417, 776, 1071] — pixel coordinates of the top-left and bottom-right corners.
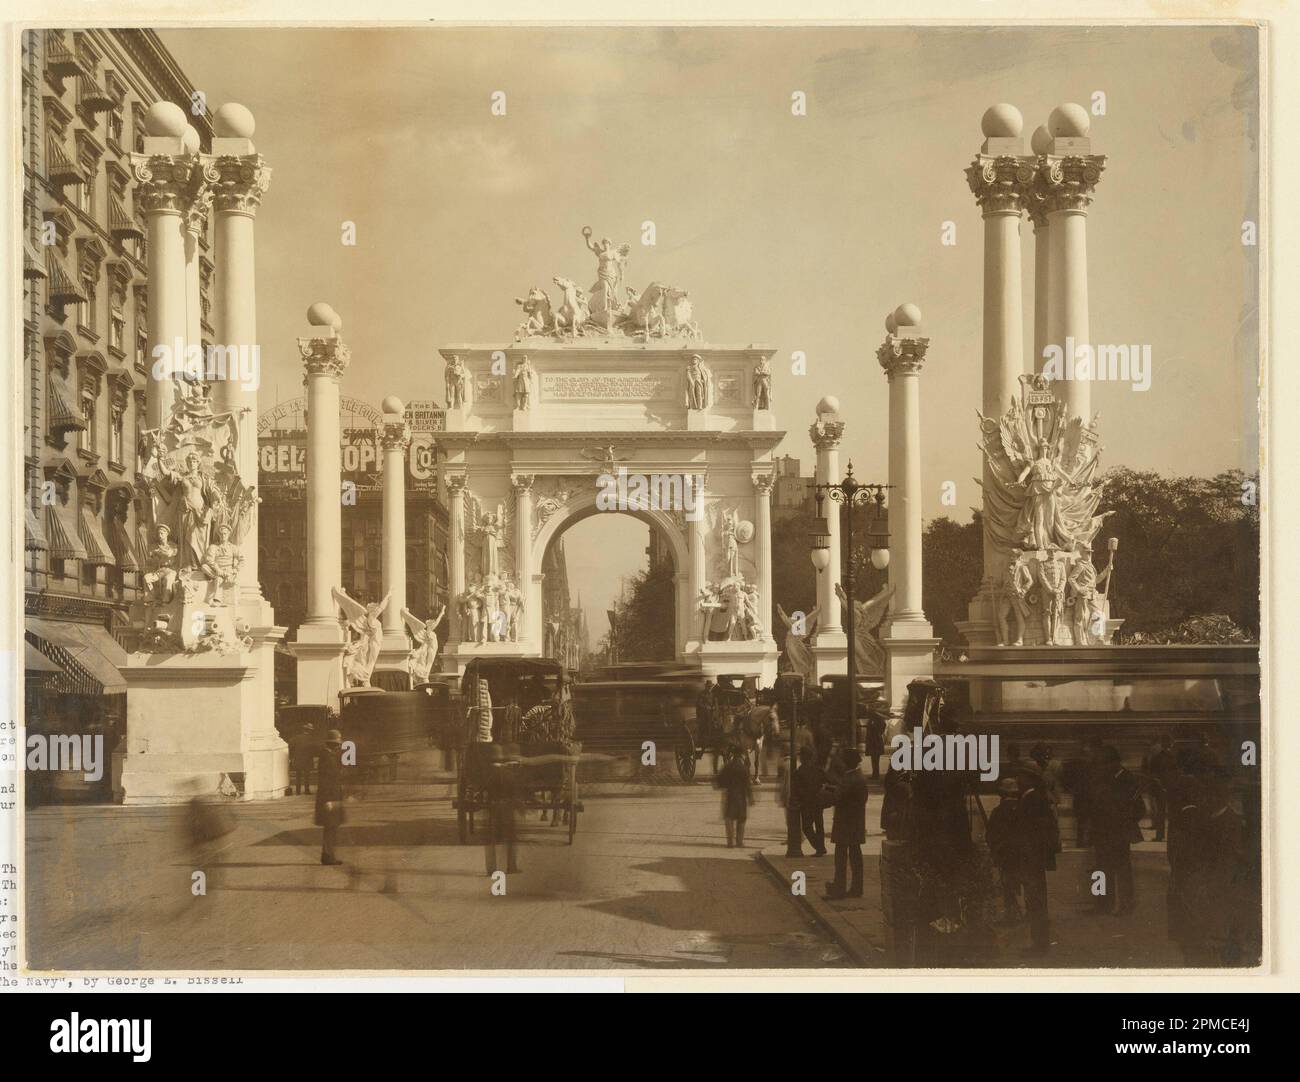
[160, 24, 1261, 624]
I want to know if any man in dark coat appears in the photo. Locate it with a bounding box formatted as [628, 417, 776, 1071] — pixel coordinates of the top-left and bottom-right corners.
[987, 778, 1023, 924]
[865, 711, 886, 780]
[793, 745, 828, 856]
[315, 729, 345, 866]
[1091, 745, 1143, 915]
[1015, 763, 1060, 955]
[824, 748, 870, 899]
[289, 723, 317, 796]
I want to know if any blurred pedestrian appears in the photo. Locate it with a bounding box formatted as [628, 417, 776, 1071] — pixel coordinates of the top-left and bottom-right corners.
[987, 777, 1023, 924]
[1145, 734, 1178, 842]
[484, 743, 521, 876]
[1092, 745, 1143, 915]
[1015, 763, 1060, 956]
[714, 745, 753, 848]
[315, 729, 346, 866]
[865, 710, 886, 780]
[823, 748, 869, 899]
[794, 745, 828, 856]
[290, 722, 317, 796]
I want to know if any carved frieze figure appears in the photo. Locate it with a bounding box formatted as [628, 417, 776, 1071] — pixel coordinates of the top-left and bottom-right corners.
[143, 523, 179, 603]
[835, 582, 895, 675]
[445, 355, 469, 409]
[1067, 558, 1104, 646]
[155, 450, 222, 570]
[993, 556, 1034, 647]
[753, 355, 773, 410]
[200, 523, 242, 606]
[480, 506, 506, 580]
[512, 355, 535, 411]
[685, 353, 712, 410]
[333, 586, 390, 688]
[402, 604, 445, 685]
[461, 589, 484, 645]
[979, 374, 1107, 558]
[582, 226, 631, 329]
[721, 507, 741, 579]
[1036, 554, 1068, 646]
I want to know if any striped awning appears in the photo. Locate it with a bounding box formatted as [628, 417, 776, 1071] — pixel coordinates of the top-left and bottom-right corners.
[78, 506, 114, 566]
[45, 253, 86, 304]
[26, 619, 127, 696]
[24, 240, 48, 279]
[46, 135, 84, 185]
[25, 504, 47, 551]
[108, 194, 143, 240]
[47, 381, 86, 433]
[106, 515, 139, 570]
[77, 75, 114, 114]
[45, 504, 87, 560]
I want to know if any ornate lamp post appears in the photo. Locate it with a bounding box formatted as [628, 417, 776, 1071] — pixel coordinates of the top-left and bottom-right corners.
[811, 463, 890, 755]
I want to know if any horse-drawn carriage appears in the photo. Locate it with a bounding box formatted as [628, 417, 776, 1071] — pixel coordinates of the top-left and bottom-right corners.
[453, 657, 584, 844]
[674, 673, 778, 781]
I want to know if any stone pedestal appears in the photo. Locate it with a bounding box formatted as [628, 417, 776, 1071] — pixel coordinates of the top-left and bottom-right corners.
[289, 621, 346, 708]
[697, 640, 778, 685]
[116, 647, 287, 804]
[882, 635, 942, 712]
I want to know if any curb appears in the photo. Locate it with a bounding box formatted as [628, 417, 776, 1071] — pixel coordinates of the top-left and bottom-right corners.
[756, 845, 882, 967]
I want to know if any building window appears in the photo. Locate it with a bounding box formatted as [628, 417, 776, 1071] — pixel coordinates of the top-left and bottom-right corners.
[109, 310, 124, 352]
[134, 326, 147, 372]
[107, 111, 123, 147]
[79, 391, 96, 454]
[76, 178, 92, 214]
[77, 287, 96, 335]
[109, 408, 124, 465]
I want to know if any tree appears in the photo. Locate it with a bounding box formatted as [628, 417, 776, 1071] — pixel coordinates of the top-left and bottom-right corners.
[921, 513, 984, 645]
[916, 469, 1260, 646]
[607, 558, 676, 661]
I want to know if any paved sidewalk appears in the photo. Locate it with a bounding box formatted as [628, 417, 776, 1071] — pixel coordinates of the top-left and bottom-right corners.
[759, 818, 1184, 969]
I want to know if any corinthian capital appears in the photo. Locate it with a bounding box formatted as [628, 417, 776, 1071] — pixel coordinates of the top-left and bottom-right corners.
[1037, 154, 1106, 215]
[809, 419, 846, 450]
[204, 153, 272, 216]
[511, 473, 535, 493]
[297, 336, 351, 381]
[877, 335, 930, 378]
[965, 155, 1035, 216]
[129, 153, 203, 216]
[380, 420, 411, 452]
[752, 471, 776, 495]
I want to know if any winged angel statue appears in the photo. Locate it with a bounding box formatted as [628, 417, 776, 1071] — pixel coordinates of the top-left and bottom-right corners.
[979, 375, 1109, 556]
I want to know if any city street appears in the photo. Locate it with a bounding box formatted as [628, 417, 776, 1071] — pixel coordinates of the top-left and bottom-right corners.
[24, 780, 848, 971]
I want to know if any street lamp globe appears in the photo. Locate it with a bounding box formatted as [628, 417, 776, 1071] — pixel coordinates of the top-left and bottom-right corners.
[811, 547, 831, 572]
[870, 548, 890, 571]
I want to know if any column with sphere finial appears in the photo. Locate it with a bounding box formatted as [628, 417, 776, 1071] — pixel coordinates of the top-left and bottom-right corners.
[377, 395, 412, 675]
[877, 305, 940, 711]
[809, 397, 847, 679]
[1041, 103, 1105, 424]
[288, 304, 349, 705]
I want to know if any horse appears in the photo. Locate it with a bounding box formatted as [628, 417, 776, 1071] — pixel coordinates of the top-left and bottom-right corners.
[552, 276, 589, 336]
[514, 287, 553, 337]
[714, 700, 781, 782]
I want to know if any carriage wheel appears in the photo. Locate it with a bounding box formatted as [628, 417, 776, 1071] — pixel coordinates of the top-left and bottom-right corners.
[676, 727, 697, 781]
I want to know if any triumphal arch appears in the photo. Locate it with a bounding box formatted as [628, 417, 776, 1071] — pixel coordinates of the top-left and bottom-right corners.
[437, 230, 782, 681]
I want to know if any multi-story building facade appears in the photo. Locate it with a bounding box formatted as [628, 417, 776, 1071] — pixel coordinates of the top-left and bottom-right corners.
[256, 397, 449, 697]
[22, 30, 214, 781]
